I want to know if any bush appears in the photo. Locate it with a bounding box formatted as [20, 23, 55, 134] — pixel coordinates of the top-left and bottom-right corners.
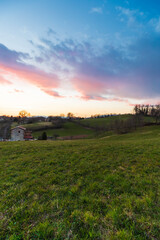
[42, 132, 47, 140]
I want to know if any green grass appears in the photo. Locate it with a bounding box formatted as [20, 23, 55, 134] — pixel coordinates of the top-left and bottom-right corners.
[32, 122, 94, 138]
[11, 121, 94, 138]
[0, 125, 160, 239]
[10, 115, 156, 140]
[101, 124, 160, 141]
[78, 115, 155, 128]
[79, 114, 131, 128]
[12, 122, 53, 131]
[22, 122, 53, 130]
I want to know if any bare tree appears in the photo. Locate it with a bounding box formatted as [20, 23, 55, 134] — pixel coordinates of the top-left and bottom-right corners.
[67, 112, 74, 119]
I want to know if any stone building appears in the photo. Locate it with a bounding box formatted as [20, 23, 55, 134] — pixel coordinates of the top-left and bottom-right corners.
[11, 126, 33, 141]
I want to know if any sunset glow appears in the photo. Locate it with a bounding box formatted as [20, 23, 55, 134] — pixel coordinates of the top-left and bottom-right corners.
[0, 0, 160, 116]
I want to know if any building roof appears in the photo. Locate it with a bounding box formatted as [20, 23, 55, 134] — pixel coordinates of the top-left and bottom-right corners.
[24, 135, 33, 139]
[11, 126, 26, 131]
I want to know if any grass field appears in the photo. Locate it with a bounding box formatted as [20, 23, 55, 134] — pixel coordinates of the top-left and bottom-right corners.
[78, 115, 131, 128]
[32, 122, 94, 139]
[0, 125, 159, 239]
[10, 115, 156, 140]
[12, 122, 53, 131]
[11, 121, 94, 139]
[77, 115, 155, 128]
[22, 122, 53, 130]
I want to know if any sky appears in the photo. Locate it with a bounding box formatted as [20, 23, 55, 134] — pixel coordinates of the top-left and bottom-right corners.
[0, 0, 160, 116]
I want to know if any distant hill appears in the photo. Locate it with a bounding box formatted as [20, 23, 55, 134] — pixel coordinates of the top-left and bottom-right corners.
[5, 114, 158, 140]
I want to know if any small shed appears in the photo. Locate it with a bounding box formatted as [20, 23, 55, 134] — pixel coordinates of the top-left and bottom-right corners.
[11, 126, 33, 141]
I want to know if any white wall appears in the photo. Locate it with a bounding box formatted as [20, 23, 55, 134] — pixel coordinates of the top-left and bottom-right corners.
[11, 128, 25, 141]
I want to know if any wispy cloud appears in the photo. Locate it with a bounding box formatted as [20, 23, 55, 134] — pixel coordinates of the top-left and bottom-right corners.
[149, 17, 160, 33]
[14, 89, 24, 93]
[2, 28, 160, 104]
[41, 89, 62, 98]
[0, 75, 12, 85]
[90, 7, 103, 14]
[30, 32, 160, 103]
[0, 43, 61, 97]
[47, 28, 56, 36]
[116, 6, 144, 26]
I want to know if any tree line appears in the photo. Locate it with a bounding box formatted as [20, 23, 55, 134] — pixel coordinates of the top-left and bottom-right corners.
[134, 104, 160, 123]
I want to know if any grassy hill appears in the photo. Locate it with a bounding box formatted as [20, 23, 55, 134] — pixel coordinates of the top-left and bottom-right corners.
[32, 122, 94, 139]
[11, 121, 94, 139]
[11, 122, 53, 131]
[77, 114, 155, 129]
[9, 114, 156, 140]
[78, 114, 131, 128]
[21, 122, 53, 131]
[0, 125, 159, 239]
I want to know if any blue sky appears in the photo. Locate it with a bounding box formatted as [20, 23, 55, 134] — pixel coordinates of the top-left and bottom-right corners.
[0, 0, 160, 116]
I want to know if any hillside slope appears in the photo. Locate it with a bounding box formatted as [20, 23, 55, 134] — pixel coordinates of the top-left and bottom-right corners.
[0, 126, 160, 239]
[32, 122, 94, 139]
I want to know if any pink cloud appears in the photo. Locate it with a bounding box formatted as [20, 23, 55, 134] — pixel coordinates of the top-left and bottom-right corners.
[0, 43, 61, 97]
[107, 97, 129, 103]
[0, 63, 59, 92]
[72, 76, 108, 97]
[72, 75, 126, 101]
[81, 95, 107, 101]
[38, 35, 160, 102]
[14, 89, 24, 93]
[73, 76, 130, 103]
[0, 75, 12, 85]
[41, 88, 62, 97]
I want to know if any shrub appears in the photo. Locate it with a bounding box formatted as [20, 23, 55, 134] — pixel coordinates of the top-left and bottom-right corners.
[41, 132, 47, 140]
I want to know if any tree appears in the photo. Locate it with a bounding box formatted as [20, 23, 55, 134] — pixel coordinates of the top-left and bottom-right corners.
[67, 112, 74, 119]
[19, 110, 30, 118]
[133, 104, 160, 124]
[134, 105, 139, 115]
[42, 132, 47, 140]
